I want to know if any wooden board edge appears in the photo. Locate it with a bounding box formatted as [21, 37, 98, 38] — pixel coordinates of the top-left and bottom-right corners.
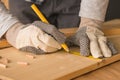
[0, 39, 11, 49]
[56, 54, 120, 80]
[0, 75, 14, 80]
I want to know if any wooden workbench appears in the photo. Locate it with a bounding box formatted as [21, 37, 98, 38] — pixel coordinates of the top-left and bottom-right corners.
[0, 1, 120, 79]
[0, 19, 120, 80]
[0, 36, 120, 80]
[74, 61, 120, 80]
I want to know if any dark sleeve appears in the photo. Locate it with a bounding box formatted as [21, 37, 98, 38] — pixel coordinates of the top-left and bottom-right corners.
[105, 0, 120, 21]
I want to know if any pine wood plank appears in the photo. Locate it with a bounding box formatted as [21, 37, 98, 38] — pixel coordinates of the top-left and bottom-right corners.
[0, 39, 11, 49]
[74, 61, 120, 80]
[0, 35, 120, 80]
[0, 2, 120, 78]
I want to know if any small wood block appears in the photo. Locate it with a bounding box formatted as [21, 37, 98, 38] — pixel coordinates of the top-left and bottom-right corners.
[0, 63, 7, 68]
[17, 62, 29, 66]
[0, 58, 10, 64]
[0, 56, 2, 59]
[26, 54, 35, 59]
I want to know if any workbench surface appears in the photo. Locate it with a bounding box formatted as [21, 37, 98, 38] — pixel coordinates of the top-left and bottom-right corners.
[0, 19, 120, 80]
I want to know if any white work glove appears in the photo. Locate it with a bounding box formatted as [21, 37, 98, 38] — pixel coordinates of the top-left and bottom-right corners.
[6, 21, 66, 54]
[66, 18, 117, 58]
[66, 0, 117, 58]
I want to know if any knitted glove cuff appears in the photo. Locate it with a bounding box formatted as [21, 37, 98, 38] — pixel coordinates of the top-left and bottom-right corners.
[79, 17, 103, 30]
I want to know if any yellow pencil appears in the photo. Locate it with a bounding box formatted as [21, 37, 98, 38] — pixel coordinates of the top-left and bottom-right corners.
[31, 4, 69, 52]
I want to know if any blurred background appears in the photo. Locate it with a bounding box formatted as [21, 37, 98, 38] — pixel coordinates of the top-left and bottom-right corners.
[106, 0, 120, 21]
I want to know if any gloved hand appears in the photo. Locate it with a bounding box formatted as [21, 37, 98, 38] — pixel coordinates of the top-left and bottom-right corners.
[0, 1, 66, 54]
[66, 17, 117, 58]
[5, 21, 66, 54]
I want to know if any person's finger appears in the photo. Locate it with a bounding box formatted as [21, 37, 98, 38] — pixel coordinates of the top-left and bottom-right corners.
[19, 46, 46, 54]
[32, 21, 66, 44]
[87, 33, 103, 58]
[31, 34, 58, 52]
[98, 36, 112, 57]
[30, 28, 60, 52]
[86, 27, 103, 58]
[16, 27, 32, 49]
[107, 41, 118, 55]
[16, 28, 46, 54]
[78, 27, 90, 56]
[38, 33, 61, 50]
[79, 35, 90, 56]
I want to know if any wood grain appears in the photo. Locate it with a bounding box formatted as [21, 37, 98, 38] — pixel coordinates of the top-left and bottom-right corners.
[0, 2, 120, 79]
[74, 61, 120, 80]
[0, 35, 120, 80]
[0, 39, 11, 49]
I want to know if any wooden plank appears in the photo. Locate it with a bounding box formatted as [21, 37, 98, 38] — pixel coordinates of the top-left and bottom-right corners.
[0, 35, 120, 80]
[58, 54, 120, 80]
[0, 4, 120, 78]
[0, 39, 11, 49]
[0, 75, 14, 80]
[0, 47, 101, 80]
[74, 61, 120, 80]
